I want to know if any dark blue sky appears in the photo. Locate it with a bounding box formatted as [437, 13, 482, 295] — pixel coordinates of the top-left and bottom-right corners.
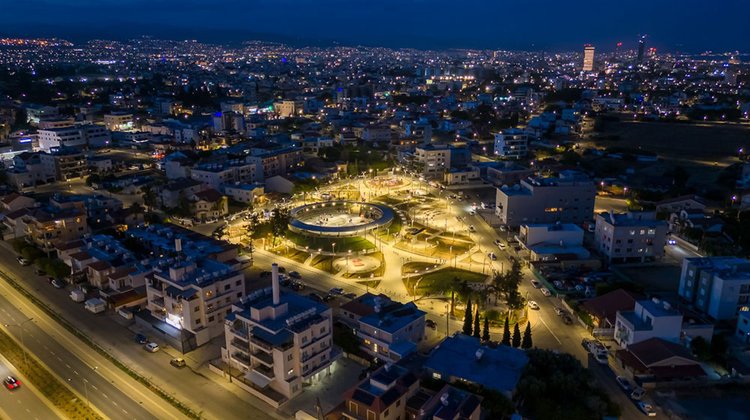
[1, 0, 748, 52]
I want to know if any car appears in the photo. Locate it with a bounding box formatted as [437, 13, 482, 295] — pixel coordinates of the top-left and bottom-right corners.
[527, 301, 540, 310]
[468, 225, 476, 232]
[425, 319, 437, 330]
[553, 306, 566, 316]
[144, 342, 160, 353]
[594, 352, 609, 365]
[498, 242, 507, 250]
[637, 402, 656, 417]
[289, 271, 302, 279]
[488, 252, 497, 261]
[468, 210, 476, 216]
[329, 287, 344, 295]
[493, 239, 502, 246]
[630, 387, 646, 401]
[668, 239, 676, 245]
[277, 266, 286, 274]
[170, 357, 187, 368]
[134, 333, 148, 344]
[17, 256, 31, 266]
[561, 314, 574, 325]
[34, 268, 46, 276]
[50, 278, 65, 289]
[530, 280, 542, 289]
[540, 287, 552, 297]
[499, 225, 507, 232]
[323, 294, 336, 302]
[307, 293, 323, 302]
[260, 271, 272, 278]
[615, 376, 634, 392]
[581, 338, 592, 350]
[343, 292, 357, 299]
[3, 376, 20, 390]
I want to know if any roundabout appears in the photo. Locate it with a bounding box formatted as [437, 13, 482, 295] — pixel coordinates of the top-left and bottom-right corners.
[288, 201, 394, 238]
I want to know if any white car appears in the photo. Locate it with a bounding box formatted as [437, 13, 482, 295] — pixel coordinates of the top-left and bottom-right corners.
[594, 352, 609, 365]
[540, 287, 552, 297]
[144, 342, 160, 353]
[493, 239, 502, 246]
[637, 402, 656, 417]
[527, 301, 540, 310]
[488, 252, 497, 261]
[498, 242, 507, 250]
[630, 387, 646, 401]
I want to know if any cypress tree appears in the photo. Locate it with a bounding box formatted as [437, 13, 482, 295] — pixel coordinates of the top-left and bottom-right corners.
[501, 317, 511, 345]
[473, 310, 481, 338]
[522, 321, 533, 349]
[512, 322, 521, 348]
[462, 299, 473, 335]
[482, 316, 490, 342]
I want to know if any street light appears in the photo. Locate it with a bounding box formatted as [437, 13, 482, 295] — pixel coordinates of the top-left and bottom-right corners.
[5, 318, 33, 367]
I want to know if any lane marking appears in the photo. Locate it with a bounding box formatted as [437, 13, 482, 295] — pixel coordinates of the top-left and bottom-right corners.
[537, 315, 562, 345]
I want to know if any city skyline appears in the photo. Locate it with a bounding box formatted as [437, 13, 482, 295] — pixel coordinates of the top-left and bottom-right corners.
[1, 0, 749, 52]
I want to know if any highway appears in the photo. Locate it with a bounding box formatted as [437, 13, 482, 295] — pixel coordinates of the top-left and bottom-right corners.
[0, 354, 62, 420]
[0, 242, 287, 420]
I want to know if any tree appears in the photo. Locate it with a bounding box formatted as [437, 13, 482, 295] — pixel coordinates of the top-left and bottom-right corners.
[482, 316, 490, 342]
[501, 317, 511, 346]
[473, 311, 481, 338]
[494, 260, 524, 310]
[512, 323, 521, 348]
[462, 299, 473, 335]
[270, 208, 290, 247]
[85, 174, 101, 187]
[522, 321, 533, 349]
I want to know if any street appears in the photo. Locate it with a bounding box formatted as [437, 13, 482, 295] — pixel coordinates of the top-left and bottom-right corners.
[0, 354, 62, 420]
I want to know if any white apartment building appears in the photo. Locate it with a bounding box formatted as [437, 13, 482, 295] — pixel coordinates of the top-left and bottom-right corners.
[495, 171, 596, 227]
[222, 264, 335, 406]
[413, 144, 451, 178]
[493, 128, 528, 159]
[679, 257, 750, 320]
[146, 257, 245, 347]
[104, 112, 133, 131]
[189, 159, 260, 190]
[38, 127, 86, 152]
[594, 211, 669, 263]
[614, 298, 682, 348]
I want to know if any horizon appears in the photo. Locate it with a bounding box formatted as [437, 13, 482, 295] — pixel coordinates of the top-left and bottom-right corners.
[1, 0, 749, 53]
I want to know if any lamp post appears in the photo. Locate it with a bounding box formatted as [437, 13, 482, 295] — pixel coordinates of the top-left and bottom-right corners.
[5, 317, 34, 367]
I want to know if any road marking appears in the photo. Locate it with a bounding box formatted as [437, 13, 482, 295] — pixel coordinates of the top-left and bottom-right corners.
[91, 385, 98, 390]
[73, 370, 78, 376]
[112, 401, 118, 407]
[65, 363, 71, 369]
[538, 316, 562, 345]
[102, 393, 109, 400]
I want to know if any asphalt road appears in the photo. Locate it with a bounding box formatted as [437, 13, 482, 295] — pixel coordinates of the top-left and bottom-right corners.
[0, 242, 286, 420]
[0, 355, 61, 420]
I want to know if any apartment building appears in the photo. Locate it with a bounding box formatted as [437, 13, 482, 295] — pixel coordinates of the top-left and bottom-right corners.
[40, 147, 86, 181]
[38, 126, 86, 151]
[614, 299, 682, 348]
[340, 364, 419, 420]
[222, 264, 335, 406]
[493, 128, 528, 159]
[146, 257, 245, 348]
[679, 257, 750, 320]
[339, 293, 426, 363]
[495, 171, 596, 227]
[190, 159, 260, 190]
[22, 207, 88, 253]
[250, 146, 303, 178]
[104, 112, 133, 131]
[594, 211, 669, 263]
[223, 183, 264, 204]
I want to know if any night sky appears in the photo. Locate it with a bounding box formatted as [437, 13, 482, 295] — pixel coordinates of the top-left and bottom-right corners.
[1, 0, 748, 52]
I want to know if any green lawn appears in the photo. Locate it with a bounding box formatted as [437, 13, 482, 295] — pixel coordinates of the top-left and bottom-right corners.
[285, 230, 376, 253]
[404, 268, 487, 296]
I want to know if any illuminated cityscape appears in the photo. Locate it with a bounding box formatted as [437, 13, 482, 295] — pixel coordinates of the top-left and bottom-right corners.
[0, 2, 749, 420]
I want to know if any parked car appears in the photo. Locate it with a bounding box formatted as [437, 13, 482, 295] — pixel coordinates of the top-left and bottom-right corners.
[530, 280, 542, 289]
[594, 352, 609, 365]
[498, 242, 507, 250]
[425, 320, 437, 330]
[553, 306, 566, 316]
[630, 387, 646, 401]
[615, 376, 634, 392]
[527, 301, 540, 310]
[170, 357, 187, 368]
[540, 287, 552, 297]
[289, 271, 302, 279]
[307, 293, 323, 302]
[3, 376, 20, 390]
[343, 292, 357, 299]
[50, 278, 65, 289]
[561, 314, 574, 325]
[144, 342, 160, 353]
[468, 225, 476, 231]
[329, 287, 344, 295]
[637, 402, 656, 417]
[493, 239, 502, 246]
[488, 252, 497, 261]
[134, 333, 148, 344]
[323, 294, 336, 303]
[16, 256, 31, 266]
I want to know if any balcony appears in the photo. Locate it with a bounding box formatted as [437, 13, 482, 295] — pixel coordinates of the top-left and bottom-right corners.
[229, 328, 249, 339]
[252, 350, 273, 366]
[250, 336, 273, 352]
[301, 344, 330, 363]
[253, 364, 275, 379]
[231, 351, 252, 367]
[231, 337, 250, 350]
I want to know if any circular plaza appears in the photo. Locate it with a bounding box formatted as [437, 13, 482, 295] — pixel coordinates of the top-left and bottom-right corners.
[288, 201, 394, 237]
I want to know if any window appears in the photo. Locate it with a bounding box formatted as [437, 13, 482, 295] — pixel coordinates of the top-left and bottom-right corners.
[288, 354, 293, 361]
[194, 306, 200, 312]
[208, 316, 215, 322]
[236, 280, 241, 286]
[384, 409, 390, 417]
[348, 401, 358, 413]
[367, 410, 376, 420]
[224, 284, 231, 291]
[287, 368, 294, 375]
